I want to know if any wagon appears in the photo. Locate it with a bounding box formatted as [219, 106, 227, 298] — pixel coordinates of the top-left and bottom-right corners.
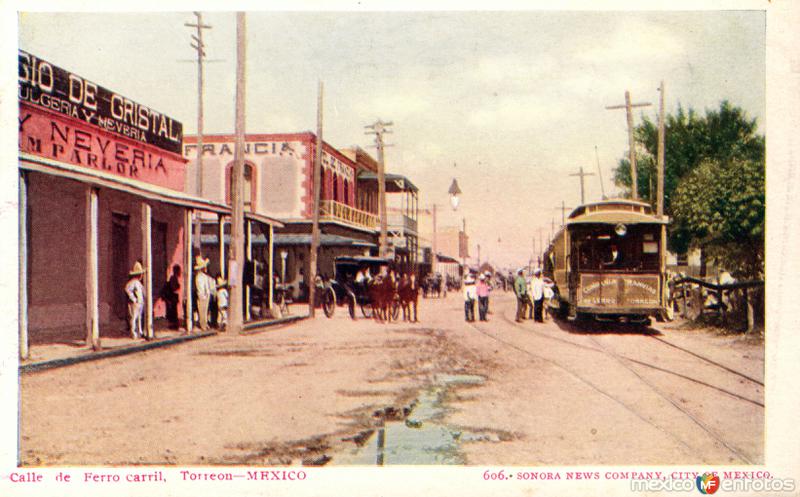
[323, 256, 400, 320]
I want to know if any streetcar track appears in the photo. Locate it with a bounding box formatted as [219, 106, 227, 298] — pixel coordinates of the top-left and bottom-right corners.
[486, 305, 758, 464]
[461, 318, 702, 462]
[498, 311, 764, 407]
[586, 334, 755, 465]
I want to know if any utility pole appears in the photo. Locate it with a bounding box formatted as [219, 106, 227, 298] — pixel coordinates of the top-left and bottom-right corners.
[606, 91, 651, 201]
[555, 201, 573, 226]
[431, 204, 438, 276]
[569, 166, 594, 205]
[657, 81, 666, 218]
[594, 146, 607, 200]
[657, 80, 668, 309]
[185, 12, 211, 251]
[308, 81, 323, 317]
[365, 120, 393, 257]
[228, 12, 246, 334]
[477, 244, 481, 269]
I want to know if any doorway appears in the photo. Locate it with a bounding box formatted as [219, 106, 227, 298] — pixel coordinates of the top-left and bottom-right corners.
[111, 213, 130, 320]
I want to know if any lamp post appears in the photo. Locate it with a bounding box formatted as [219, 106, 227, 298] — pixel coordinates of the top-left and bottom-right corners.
[429, 178, 462, 279]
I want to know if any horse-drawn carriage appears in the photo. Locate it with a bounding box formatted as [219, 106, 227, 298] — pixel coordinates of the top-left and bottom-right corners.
[322, 256, 403, 321]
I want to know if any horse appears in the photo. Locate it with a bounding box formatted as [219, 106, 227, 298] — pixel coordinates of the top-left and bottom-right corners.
[398, 274, 419, 322]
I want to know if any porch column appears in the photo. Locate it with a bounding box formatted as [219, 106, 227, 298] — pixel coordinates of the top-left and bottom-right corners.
[218, 214, 226, 278]
[184, 208, 194, 333]
[85, 186, 100, 350]
[19, 171, 29, 360]
[245, 219, 252, 321]
[141, 203, 154, 339]
[268, 223, 274, 309]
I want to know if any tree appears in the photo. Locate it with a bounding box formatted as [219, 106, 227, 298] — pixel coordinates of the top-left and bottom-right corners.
[671, 157, 764, 279]
[612, 101, 764, 256]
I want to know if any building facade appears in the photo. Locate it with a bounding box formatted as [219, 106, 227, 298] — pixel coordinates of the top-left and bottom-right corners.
[18, 50, 227, 359]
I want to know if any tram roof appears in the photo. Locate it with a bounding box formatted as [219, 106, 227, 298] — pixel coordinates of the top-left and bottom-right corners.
[567, 199, 667, 225]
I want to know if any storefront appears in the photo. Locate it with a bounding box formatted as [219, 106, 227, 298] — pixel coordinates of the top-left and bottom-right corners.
[184, 133, 377, 302]
[18, 50, 229, 359]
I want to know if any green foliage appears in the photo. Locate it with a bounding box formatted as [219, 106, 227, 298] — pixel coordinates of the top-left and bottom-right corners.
[612, 100, 765, 274]
[671, 158, 764, 278]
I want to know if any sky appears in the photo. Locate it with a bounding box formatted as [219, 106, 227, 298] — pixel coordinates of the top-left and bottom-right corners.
[15, 8, 766, 269]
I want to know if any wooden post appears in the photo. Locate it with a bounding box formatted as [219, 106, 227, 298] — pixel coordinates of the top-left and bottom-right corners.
[142, 203, 154, 339]
[218, 214, 226, 278]
[268, 223, 274, 311]
[681, 281, 688, 318]
[228, 12, 246, 334]
[745, 288, 755, 333]
[309, 81, 323, 317]
[19, 171, 29, 360]
[85, 187, 100, 350]
[184, 208, 194, 333]
[431, 203, 437, 275]
[605, 91, 651, 200]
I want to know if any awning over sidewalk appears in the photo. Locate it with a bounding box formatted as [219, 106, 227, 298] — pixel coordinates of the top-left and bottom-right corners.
[20, 152, 231, 214]
[274, 233, 376, 248]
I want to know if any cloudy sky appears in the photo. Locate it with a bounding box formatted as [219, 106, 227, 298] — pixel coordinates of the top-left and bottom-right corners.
[16, 8, 765, 268]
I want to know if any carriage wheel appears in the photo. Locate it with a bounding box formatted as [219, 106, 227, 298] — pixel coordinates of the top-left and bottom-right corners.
[360, 302, 373, 318]
[322, 288, 336, 318]
[348, 296, 356, 320]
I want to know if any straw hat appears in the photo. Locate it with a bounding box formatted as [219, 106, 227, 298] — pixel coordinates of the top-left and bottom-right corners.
[194, 255, 210, 270]
[478, 274, 486, 280]
[128, 261, 145, 277]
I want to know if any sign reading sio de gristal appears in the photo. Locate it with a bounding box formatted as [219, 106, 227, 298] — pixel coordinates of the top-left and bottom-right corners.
[18, 50, 182, 155]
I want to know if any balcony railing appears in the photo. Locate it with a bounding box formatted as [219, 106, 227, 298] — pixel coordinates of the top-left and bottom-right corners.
[320, 200, 378, 230]
[388, 213, 418, 234]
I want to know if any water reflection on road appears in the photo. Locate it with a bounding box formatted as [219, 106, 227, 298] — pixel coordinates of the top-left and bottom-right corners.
[333, 374, 485, 465]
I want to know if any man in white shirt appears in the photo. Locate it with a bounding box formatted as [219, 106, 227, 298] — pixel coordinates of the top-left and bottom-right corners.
[125, 261, 146, 339]
[529, 268, 548, 323]
[194, 255, 213, 332]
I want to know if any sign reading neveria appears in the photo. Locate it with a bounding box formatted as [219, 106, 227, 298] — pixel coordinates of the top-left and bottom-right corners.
[18, 50, 183, 154]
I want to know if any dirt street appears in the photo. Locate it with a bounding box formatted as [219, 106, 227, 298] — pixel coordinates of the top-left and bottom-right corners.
[20, 292, 764, 466]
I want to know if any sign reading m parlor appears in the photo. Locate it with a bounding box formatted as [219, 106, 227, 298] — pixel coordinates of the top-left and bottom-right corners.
[18, 50, 183, 154]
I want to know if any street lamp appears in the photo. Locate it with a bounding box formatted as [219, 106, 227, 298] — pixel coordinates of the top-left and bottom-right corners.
[448, 178, 461, 210]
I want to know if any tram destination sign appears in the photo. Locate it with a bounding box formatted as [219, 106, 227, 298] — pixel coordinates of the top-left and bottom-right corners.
[18, 50, 182, 154]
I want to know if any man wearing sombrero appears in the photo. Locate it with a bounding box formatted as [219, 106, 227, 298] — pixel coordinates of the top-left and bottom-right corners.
[194, 255, 213, 332]
[125, 261, 146, 339]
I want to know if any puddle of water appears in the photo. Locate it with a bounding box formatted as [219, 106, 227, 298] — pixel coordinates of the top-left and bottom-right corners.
[333, 374, 485, 465]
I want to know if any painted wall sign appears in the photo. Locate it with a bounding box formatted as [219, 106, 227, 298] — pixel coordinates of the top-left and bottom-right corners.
[184, 141, 302, 158]
[19, 104, 186, 191]
[18, 50, 183, 154]
[579, 274, 659, 307]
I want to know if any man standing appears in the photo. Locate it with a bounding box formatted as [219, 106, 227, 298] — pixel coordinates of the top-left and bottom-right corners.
[194, 255, 212, 332]
[476, 273, 491, 321]
[463, 273, 477, 322]
[514, 269, 528, 323]
[530, 268, 549, 323]
[125, 261, 146, 339]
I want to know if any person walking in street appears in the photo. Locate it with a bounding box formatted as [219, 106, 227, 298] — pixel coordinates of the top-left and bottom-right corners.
[463, 273, 477, 322]
[216, 276, 229, 331]
[125, 261, 146, 339]
[194, 255, 212, 332]
[476, 273, 492, 321]
[530, 268, 551, 323]
[514, 269, 528, 323]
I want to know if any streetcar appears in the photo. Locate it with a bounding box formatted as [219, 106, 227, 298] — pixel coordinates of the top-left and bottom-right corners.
[542, 199, 670, 324]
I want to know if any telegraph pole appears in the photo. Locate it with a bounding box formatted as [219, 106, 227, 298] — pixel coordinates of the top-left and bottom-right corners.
[365, 120, 393, 257]
[569, 166, 594, 205]
[185, 12, 211, 250]
[594, 146, 607, 200]
[228, 12, 246, 334]
[431, 204, 438, 276]
[555, 201, 573, 226]
[657, 81, 666, 217]
[308, 81, 323, 317]
[606, 91, 651, 201]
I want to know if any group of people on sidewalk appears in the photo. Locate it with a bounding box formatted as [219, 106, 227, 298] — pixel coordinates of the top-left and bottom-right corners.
[123, 254, 230, 339]
[514, 268, 554, 323]
[463, 271, 493, 322]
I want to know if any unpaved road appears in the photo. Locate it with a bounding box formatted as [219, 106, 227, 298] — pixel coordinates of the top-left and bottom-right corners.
[20, 292, 763, 466]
